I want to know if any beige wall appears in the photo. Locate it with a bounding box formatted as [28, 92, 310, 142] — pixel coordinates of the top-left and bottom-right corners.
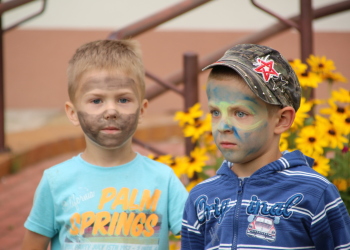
[4, 29, 350, 116]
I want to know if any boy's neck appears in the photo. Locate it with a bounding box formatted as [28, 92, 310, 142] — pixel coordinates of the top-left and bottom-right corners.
[230, 150, 282, 177]
[82, 142, 137, 167]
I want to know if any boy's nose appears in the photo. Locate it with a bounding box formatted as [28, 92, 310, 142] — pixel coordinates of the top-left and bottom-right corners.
[217, 119, 233, 133]
[103, 109, 118, 120]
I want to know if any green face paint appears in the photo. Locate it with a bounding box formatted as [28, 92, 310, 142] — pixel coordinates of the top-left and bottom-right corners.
[207, 77, 275, 165]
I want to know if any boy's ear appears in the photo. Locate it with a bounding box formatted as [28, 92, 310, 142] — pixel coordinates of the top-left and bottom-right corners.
[274, 106, 296, 134]
[65, 101, 80, 126]
[138, 99, 148, 125]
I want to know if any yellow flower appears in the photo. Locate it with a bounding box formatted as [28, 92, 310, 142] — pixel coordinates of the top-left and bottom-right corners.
[149, 154, 174, 166]
[333, 179, 348, 192]
[169, 241, 180, 250]
[291, 97, 312, 129]
[279, 132, 289, 152]
[309, 152, 330, 176]
[171, 156, 190, 177]
[203, 132, 217, 154]
[322, 71, 347, 83]
[174, 103, 203, 127]
[331, 88, 350, 103]
[289, 59, 308, 75]
[320, 100, 349, 120]
[315, 115, 348, 149]
[186, 178, 204, 192]
[297, 71, 323, 88]
[186, 147, 209, 178]
[331, 110, 350, 135]
[295, 125, 328, 155]
[307, 55, 336, 75]
[183, 113, 212, 142]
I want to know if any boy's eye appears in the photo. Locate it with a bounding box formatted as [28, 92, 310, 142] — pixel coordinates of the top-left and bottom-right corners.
[119, 98, 129, 103]
[210, 110, 220, 117]
[236, 111, 246, 118]
[92, 99, 102, 104]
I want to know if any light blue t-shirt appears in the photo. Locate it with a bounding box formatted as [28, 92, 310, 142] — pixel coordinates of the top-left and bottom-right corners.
[25, 153, 188, 250]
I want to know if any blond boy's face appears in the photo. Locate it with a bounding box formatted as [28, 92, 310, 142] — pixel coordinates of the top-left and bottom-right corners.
[69, 69, 147, 150]
[207, 76, 277, 165]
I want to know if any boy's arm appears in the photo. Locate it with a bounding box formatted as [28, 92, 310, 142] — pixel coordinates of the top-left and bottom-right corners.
[22, 229, 50, 250]
[311, 184, 350, 249]
[181, 197, 205, 249]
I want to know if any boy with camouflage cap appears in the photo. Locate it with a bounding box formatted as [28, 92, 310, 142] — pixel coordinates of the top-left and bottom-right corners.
[181, 44, 350, 249]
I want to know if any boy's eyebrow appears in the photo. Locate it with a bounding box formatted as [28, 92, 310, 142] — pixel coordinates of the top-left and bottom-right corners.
[242, 95, 259, 105]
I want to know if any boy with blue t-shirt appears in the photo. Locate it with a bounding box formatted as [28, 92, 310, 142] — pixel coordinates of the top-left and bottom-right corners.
[181, 44, 350, 249]
[22, 39, 188, 250]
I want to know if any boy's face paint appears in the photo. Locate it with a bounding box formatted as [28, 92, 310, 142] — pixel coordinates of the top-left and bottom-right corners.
[73, 69, 145, 149]
[207, 77, 275, 164]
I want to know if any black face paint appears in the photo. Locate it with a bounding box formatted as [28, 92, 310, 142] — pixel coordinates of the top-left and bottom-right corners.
[77, 109, 139, 148]
[80, 76, 140, 101]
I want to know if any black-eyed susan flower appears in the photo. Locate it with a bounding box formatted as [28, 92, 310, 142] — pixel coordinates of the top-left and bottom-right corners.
[291, 97, 312, 130]
[320, 100, 349, 120]
[307, 55, 336, 75]
[295, 125, 328, 155]
[186, 147, 209, 178]
[171, 156, 190, 178]
[315, 115, 348, 149]
[331, 88, 350, 103]
[174, 103, 203, 127]
[289, 59, 308, 75]
[279, 132, 290, 152]
[297, 71, 323, 88]
[332, 111, 350, 135]
[183, 113, 212, 142]
[203, 132, 217, 155]
[322, 71, 347, 84]
[186, 178, 204, 192]
[333, 179, 348, 192]
[309, 152, 330, 176]
[148, 154, 174, 166]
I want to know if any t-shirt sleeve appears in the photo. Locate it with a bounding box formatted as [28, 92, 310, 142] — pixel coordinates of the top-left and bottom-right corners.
[167, 170, 188, 235]
[311, 183, 350, 249]
[24, 172, 58, 238]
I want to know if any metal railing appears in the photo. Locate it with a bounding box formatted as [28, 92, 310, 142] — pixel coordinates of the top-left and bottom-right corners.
[1, 0, 350, 155]
[106, 0, 350, 156]
[0, 0, 47, 152]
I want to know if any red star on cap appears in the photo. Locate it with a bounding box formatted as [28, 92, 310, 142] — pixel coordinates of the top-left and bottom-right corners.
[253, 57, 279, 82]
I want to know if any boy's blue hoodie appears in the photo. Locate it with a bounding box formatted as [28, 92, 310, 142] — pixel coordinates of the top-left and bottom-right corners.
[182, 150, 350, 249]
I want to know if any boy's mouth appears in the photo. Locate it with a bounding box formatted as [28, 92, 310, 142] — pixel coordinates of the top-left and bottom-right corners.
[101, 126, 120, 134]
[220, 141, 237, 149]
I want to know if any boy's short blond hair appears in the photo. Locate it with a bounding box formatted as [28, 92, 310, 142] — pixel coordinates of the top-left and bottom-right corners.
[67, 39, 145, 102]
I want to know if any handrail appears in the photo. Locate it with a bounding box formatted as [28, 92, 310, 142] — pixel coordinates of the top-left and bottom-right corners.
[4, 0, 47, 32]
[0, 0, 35, 15]
[0, 0, 47, 152]
[144, 0, 350, 101]
[251, 0, 300, 30]
[108, 0, 211, 40]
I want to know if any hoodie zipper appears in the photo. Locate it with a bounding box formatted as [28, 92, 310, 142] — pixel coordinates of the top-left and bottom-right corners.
[232, 178, 245, 249]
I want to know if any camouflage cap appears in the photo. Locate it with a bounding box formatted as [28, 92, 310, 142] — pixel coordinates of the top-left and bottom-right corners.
[203, 44, 301, 111]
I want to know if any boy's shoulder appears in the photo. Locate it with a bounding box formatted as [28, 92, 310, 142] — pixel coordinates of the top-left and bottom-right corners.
[139, 154, 175, 174]
[189, 175, 223, 196]
[45, 154, 78, 172]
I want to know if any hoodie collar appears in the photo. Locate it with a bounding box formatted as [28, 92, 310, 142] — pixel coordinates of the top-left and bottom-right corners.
[216, 150, 314, 178]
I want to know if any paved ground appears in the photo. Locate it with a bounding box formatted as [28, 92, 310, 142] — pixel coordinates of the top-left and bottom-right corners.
[0, 152, 78, 250]
[0, 109, 184, 250]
